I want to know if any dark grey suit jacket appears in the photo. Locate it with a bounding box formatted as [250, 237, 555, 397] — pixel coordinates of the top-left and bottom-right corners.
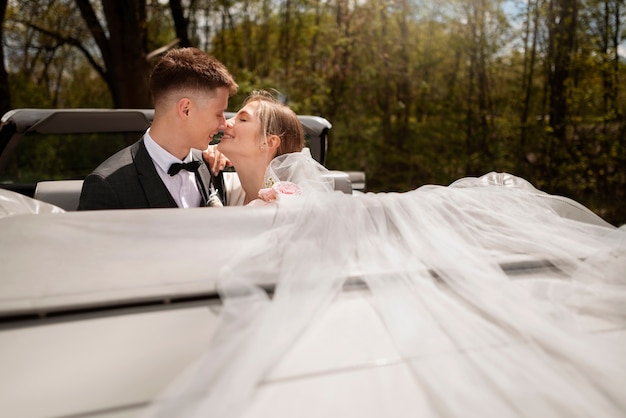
[78, 138, 224, 210]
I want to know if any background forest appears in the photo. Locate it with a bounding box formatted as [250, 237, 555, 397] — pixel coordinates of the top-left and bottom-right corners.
[1, 0, 625, 225]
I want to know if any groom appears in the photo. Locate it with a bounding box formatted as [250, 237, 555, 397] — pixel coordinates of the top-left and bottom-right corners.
[78, 47, 238, 210]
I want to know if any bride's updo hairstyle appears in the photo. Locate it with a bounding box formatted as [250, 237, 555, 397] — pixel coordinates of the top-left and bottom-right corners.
[243, 90, 305, 157]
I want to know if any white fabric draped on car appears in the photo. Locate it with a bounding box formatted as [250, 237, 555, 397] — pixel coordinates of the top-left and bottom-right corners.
[143, 155, 626, 418]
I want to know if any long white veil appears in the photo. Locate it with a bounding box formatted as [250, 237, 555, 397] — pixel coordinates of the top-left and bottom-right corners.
[146, 154, 626, 417]
[263, 148, 335, 193]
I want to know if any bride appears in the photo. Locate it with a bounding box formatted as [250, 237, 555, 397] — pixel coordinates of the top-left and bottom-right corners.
[212, 90, 334, 206]
[146, 92, 626, 417]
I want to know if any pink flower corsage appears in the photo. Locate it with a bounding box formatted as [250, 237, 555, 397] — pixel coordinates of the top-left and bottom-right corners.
[249, 181, 302, 205]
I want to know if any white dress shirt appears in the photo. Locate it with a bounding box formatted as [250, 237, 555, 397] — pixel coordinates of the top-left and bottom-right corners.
[143, 129, 202, 208]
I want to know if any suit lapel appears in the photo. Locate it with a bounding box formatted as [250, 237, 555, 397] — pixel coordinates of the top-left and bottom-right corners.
[192, 149, 212, 203]
[132, 138, 178, 208]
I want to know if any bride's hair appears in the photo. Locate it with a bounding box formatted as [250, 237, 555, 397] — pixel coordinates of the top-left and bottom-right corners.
[243, 90, 304, 157]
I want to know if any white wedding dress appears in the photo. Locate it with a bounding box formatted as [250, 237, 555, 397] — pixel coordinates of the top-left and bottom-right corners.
[144, 151, 626, 418]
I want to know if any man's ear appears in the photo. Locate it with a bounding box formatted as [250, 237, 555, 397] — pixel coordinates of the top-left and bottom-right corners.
[178, 98, 191, 118]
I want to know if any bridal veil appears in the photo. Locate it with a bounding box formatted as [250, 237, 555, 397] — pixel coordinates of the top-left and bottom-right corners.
[147, 152, 626, 417]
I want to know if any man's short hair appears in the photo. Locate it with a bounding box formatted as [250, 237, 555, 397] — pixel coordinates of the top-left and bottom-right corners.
[149, 48, 238, 106]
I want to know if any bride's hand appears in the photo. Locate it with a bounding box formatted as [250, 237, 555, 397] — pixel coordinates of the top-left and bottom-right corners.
[203, 145, 231, 175]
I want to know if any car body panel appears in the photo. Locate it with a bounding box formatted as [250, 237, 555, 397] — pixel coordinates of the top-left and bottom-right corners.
[2, 280, 623, 418]
[0, 206, 278, 317]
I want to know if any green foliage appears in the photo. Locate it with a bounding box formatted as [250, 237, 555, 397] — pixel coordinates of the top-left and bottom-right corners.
[8, 72, 54, 108]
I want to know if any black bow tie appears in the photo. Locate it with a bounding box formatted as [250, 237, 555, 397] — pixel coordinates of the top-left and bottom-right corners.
[168, 160, 202, 176]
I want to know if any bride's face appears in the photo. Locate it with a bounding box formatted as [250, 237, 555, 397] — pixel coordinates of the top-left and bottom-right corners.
[217, 101, 264, 161]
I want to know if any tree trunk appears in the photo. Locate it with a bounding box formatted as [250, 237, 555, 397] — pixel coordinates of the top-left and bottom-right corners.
[519, 0, 540, 174]
[74, 0, 152, 109]
[396, 1, 412, 145]
[169, 0, 192, 47]
[464, 2, 478, 174]
[613, 1, 621, 120]
[548, 0, 577, 142]
[0, 0, 11, 115]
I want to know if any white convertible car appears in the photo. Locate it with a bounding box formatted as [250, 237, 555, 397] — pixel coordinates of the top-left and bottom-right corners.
[1, 109, 624, 418]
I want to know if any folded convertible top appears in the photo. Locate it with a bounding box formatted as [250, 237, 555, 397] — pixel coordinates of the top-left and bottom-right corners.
[0, 205, 278, 318]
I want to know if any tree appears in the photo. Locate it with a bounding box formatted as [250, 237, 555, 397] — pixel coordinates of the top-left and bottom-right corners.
[6, 0, 156, 109]
[4, 1, 98, 107]
[0, 0, 11, 115]
[74, 0, 152, 108]
[546, 0, 577, 143]
[519, 0, 542, 176]
[168, 0, 192, 47]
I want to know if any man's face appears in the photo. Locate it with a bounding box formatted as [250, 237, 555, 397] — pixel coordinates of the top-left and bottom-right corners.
[188, 87, 229, 150]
